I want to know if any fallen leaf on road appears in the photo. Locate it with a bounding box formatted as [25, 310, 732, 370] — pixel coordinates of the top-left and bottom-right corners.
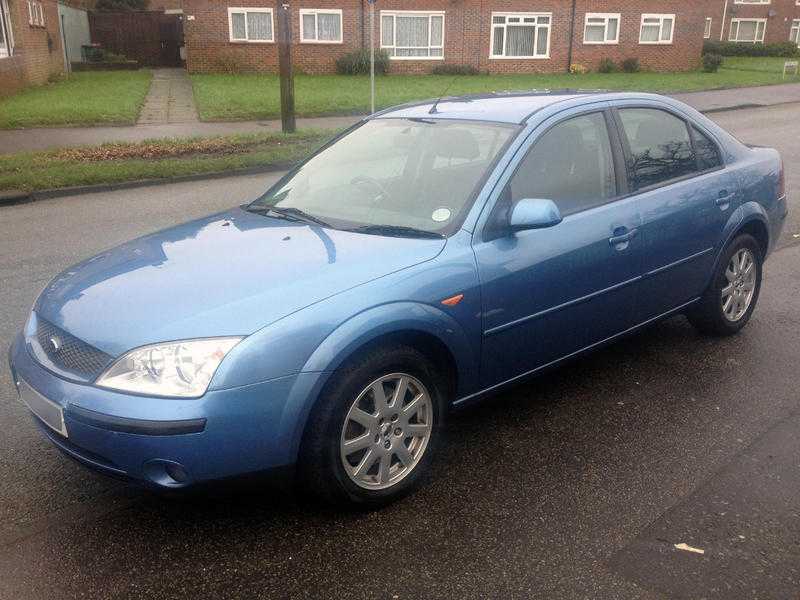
[674, 542, 705, 555]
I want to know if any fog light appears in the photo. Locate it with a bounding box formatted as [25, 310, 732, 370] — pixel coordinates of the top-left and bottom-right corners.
[143, 459, 190, 487]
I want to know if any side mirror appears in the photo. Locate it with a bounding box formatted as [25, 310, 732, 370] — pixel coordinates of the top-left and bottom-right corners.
[509, 198, 562, 232]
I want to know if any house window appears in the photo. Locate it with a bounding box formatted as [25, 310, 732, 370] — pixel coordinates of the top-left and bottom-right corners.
[729, 18, 766, 43]
[790, 19, 800, 45]
[28, 0, 45, 27]
[639, 14, 674, 44]
[300, 9, 342, 44]
[380, 11, 444, 60]
[490, 12, 551, 58]
[584, 13, 620, 44]
[0, 0, 12, 58]
[704, 18, 712, 39]
[228, 7, 273, 43]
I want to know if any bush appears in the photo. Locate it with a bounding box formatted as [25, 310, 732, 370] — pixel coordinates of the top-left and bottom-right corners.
[598, 58, 618, 73]
[621, 58, 640, 73]
[430, 64, 479, 76]
[702, 53, 724, 73]
[569, 63, 589, 74]
[213, 49, 246, 74]
[702, 40, 799, 57]
[335, 49, 390, 75]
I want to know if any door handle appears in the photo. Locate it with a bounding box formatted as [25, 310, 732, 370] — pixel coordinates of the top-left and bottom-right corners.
[609, 227, 638, 249]
[715, 190, 734, 207]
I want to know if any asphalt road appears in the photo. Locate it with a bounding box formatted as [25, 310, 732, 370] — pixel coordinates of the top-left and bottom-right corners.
[1, 104, 799, 600]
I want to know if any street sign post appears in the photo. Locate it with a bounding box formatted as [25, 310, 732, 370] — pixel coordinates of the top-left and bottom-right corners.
[368, 0, 376, 113]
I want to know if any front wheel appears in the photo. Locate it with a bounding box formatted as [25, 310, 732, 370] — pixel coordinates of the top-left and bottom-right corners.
[687, 233, 762, 336]
[299, 345, 446, 507]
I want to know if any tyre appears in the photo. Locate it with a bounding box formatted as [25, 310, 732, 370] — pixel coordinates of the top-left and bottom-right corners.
[687, 233, 762, 336]
[299, 344, 446, 507]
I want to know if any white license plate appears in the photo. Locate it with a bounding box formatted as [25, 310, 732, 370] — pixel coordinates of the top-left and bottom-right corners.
[17, 378, 68, 438]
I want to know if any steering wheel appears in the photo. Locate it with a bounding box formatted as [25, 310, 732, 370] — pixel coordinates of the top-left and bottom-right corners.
[350, 175, 394, 207]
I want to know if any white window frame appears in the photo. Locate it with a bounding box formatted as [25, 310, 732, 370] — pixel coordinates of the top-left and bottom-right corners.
[583, 13, 620, 45]
[790, 19, 800, 45]
[0, 0, 13, 58]
[734, 0, 770, 4]
[639, 14, 674, 44]
[490, 12, 552, 59]
[380, 11, 445, 61]
[299, 9, 343, 44]
[704, 17, 712, 39]
[729, 18, 767, 43]
[227, 7, 274, 44]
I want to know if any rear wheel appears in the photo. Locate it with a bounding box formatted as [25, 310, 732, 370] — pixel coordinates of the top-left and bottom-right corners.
[299, 344, 446, 507]
[687, 233, 762, 336]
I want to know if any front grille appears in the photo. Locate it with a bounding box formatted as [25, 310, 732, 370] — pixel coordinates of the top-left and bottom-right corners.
[35, 317, 113, 380]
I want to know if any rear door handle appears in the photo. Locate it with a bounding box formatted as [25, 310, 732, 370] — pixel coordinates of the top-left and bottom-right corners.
[715, 190, 734, 207]
[609, 227, 638, 248]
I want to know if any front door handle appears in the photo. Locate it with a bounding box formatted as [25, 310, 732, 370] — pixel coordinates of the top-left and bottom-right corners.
[609, 227, 638, 250]
[715, 190, 734, 208]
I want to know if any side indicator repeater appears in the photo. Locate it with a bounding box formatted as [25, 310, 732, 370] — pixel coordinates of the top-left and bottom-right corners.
[441, 294, 464, 307]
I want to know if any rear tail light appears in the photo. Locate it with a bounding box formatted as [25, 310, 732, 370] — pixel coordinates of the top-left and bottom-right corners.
[778, 158, 785, 198]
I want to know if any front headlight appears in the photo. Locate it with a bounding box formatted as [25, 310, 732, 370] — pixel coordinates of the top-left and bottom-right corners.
[96, 337, 243, 398]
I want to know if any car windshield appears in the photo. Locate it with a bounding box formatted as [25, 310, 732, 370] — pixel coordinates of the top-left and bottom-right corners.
[248, 118, 518, 236]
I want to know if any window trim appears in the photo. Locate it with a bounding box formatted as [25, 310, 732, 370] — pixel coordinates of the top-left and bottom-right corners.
[733, 0, 770, 4]
[0, 0, 13, 58]
[380, 10, 445, 61]
[489, 12, 552, 59]
[728, 18, 767, 43]
[299, 8, 343, 44]
[227, 7, 274, 44]
[583, 13, 620, 45]
[790, 19, 800, 45]
[704, 17, 712, 39]
[639, 13, 675, 45]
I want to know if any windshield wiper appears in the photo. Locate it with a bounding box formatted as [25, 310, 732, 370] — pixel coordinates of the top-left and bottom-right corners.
[349, 224, 444, 239]
[246, 205, 331, 228]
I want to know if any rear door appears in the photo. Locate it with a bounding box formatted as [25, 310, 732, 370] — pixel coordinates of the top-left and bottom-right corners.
[473, 107, 644, 388]
[613, 105, 735, 321]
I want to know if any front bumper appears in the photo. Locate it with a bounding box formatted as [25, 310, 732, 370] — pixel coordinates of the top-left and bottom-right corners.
[8, 333, 324, 488]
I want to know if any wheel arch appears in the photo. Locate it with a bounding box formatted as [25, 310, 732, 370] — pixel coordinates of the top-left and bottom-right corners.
[706, 202, 769, 290]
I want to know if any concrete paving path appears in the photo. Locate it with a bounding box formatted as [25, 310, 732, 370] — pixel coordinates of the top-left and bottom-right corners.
[136, 68, 199, 125]
[2, 81, 800, 154]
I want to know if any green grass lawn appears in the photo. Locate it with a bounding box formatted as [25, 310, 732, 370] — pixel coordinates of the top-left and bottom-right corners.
[0, 70, 152, 129]
[191, 57, 800, 121]
[720, 56, 800, 73]
[0, 130, 333, 192]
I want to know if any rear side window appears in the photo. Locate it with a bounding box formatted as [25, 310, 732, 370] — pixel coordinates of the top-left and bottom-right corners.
[691, 125, 722, 171]
[618, 108, 696, 190]
[508, 112, 617, 216]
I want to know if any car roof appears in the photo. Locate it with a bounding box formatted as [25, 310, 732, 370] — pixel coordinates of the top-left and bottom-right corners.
[372, 90, 674, 125]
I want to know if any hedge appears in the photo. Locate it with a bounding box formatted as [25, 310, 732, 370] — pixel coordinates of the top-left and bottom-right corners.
[702, 40, 799, 58]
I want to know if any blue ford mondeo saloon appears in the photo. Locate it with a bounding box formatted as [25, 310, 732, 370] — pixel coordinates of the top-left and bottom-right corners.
[8, 92, 787, 505]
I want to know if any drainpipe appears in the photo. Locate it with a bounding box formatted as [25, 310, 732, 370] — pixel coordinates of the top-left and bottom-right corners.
[720, 0, 728, 41]
[566, 0, 577, 72]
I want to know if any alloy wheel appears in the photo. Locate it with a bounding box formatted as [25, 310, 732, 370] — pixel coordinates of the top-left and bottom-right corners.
[721, 248, 756, 322]
[339, 373, 433, 490]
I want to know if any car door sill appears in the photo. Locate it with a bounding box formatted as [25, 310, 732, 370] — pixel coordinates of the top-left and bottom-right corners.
[454, 297, 700, 408]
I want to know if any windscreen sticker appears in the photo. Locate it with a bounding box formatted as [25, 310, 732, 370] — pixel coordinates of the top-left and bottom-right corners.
[431, 208, 452, 222]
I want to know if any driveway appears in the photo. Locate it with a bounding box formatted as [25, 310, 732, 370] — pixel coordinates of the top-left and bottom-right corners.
[0, 104, 799, 599]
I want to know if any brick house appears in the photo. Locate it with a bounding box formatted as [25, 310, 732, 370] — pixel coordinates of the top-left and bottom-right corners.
[182, 0, 708, 75]
[704, 0, 800, 45]
[0, 0, 67, 95]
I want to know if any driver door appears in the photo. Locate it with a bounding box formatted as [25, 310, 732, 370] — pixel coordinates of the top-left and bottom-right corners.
[473, 109, 644, 388]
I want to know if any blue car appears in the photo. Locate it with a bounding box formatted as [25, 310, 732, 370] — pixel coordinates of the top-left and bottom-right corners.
[8, 92, 787, 505]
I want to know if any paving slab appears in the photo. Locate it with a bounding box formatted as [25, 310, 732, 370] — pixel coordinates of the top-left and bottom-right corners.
[136, 68, 199, 125]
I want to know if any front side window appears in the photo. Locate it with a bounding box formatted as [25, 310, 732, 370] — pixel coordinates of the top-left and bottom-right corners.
[584, 13, 619, 44]
[618, 108, 697, 190]
[380, 12, 444, 59]
[249, 119, 517, 235]
[790, 19, 799, 45]
[640, 14, 674, 44]
[490, 13, 551, 58]
[228, 7, 273, 43]
[729, 19, 766, 43]
[692, 126, 722, 171]
[704, 18, 712, 39]
[507, 112, 617, 216]
[300, 9, 342, 43]
[0, 0, 13, 58]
